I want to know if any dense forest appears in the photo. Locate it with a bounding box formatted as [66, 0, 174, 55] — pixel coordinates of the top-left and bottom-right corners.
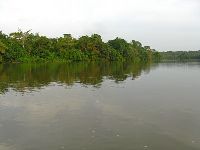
[160, 51, 200, 60]
[0, 30, 160, 63]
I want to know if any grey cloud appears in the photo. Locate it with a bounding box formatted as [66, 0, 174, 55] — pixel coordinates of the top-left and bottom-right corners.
[0, 0, 200, 51]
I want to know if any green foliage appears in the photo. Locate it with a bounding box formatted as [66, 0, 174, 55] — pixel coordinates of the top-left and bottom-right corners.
[0, 41, 7, 62]
[160, 51, 200, 60]
[0, 40, 7, 54]
[108, 37, 130, 57]
[0, 30, 160, 63]
[153, 51, 161, 61]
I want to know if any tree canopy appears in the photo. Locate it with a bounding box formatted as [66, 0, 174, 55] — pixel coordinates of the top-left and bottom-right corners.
[0, 30, 160, 63]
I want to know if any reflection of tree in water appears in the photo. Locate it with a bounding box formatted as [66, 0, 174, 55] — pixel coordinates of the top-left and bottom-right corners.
[0, 62, 157, 94]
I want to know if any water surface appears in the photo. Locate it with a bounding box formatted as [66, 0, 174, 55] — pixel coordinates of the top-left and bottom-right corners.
[0, 62, 200, 150]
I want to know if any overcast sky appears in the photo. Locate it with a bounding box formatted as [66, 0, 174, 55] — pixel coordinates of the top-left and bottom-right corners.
[0, 0, 200, 51]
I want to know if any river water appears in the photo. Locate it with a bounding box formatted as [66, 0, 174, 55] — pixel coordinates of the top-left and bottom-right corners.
[0, 62, 200, 150]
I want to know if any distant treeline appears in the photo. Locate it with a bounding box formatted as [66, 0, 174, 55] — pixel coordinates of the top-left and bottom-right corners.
[161, 51, 200, 60]
[0, 30, 160, 63]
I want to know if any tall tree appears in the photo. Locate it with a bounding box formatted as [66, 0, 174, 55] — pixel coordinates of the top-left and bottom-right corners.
[9, 29, 31, 48]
